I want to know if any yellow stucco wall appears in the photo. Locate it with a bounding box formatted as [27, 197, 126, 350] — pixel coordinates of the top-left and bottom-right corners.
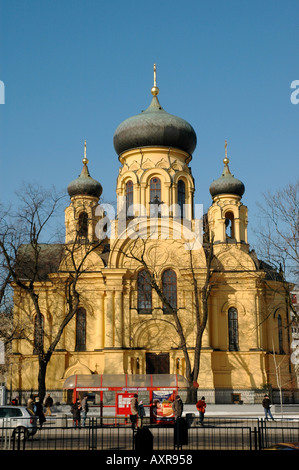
[8, 145, 296, 398]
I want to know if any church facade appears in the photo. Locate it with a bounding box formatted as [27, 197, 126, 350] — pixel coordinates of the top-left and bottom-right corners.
[9, 69, 296, 403]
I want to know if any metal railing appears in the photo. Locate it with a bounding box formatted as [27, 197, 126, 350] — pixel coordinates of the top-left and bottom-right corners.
[1, 415, 299, 451]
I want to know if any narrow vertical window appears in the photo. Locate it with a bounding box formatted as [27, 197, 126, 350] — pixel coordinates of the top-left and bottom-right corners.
[150, 177, 161, 203]
[33, 314, 44, 354]
[228, 307, 239, 351]
[78, 212, 88, 238]
[126, 180, 133, 216]
[178, 180, 186, 218]
[76, 308, 86, 351]
[162, 269, 177, 313]
[225, 212, 235, 239]
[278, 314, 284, 354]
[137, 270, 152, 314]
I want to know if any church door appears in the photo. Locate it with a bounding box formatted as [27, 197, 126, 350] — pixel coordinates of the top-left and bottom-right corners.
[146, 353, 170, 374]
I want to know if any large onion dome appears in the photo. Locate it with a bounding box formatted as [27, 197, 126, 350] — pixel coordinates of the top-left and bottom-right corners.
[67, 142, 102, 199]
[113, 65, 197, 156]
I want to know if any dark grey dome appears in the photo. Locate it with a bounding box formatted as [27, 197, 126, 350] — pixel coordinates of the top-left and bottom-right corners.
[113, 95, 197, 156]
[209, 161, 245, 198]
[67, 163, 102, 199]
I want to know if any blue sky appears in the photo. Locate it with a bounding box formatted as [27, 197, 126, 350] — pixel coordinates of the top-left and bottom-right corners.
[0, 0, 298, 250]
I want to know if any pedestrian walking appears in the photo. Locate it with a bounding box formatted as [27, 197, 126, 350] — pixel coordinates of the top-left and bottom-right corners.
[196, 396, 207, 426]
[34, 398, 46, 428]
[71, 399, 82, 428]
[130, 393, 138, 429]
[81, 395, 89, 427]
[27, 395, 34, 411]
[262, 394, 275, 421]
[44, 393, 53, 416]
[172, 395, 183, 420]
[11, 396, 19, 405]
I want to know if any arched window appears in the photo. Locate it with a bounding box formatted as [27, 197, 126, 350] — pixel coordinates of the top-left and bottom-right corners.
[225, 212, 235, 239]
[162, 269, 177, 313]
[126, 180, 133, 216]
[150, 177, 161, 203]
[76, 308, 86, 351]
[137, 269, 152, 314]
[33, 314, 44, 354]
[278, 314, 284, 354]
[78, 212, 88, 238]
[177, 180, 186, 218]
[228, 307, 239, 351]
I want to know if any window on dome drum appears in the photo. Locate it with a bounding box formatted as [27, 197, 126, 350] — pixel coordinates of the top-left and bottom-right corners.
[33, 314, 44, 354]
[126, 180, 133, 217]
[150, 177, 161, 203]
[137, 269, 152, 314]
[177, 180, 186, 218]
[278, 314, 284, 354]
[75, 308, 86, 351]
[228, 307, 239, 351]
[225, 211, 235, 239]
[162, 269, 177, 313]
[78, 212, 88, 238]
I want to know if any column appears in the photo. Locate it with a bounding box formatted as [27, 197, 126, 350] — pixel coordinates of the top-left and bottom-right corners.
[104, 290, 114, 348]
[95, 292, 104, 349]
[104, 269, 127, 349]
[114, 290, 123, 347]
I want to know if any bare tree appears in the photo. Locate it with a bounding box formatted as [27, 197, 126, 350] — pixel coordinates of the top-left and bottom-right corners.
[0, 184, 104, 402]
[117, 218, 216, 402]
[255, 179, 299, 326]
[256, 178, 299, 284]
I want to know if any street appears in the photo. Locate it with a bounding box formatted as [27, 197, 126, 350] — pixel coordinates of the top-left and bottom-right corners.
[3, 416, 298, 451]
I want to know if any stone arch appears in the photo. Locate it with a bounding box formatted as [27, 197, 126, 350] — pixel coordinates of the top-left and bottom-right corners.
[140, 167, 171, 186]
[62, 359, 93, 379]
[59, 247, 106, 271]
[221, 300, 246, 316]
[215, 247, 256, 271]
[133, 319, 179, 350]
[173, 170, 194, 189]
[107, 219, 206, 270]
[116, 170, 139, 193]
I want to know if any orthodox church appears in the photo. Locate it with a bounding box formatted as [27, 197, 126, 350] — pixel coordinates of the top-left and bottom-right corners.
[10, 67, 295, 404]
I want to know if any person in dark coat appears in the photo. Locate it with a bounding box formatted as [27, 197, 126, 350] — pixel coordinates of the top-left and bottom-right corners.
[130, 394, 138, 429]
[81, 395, 89, 427]
[172, 395, 183, 420]
[71, 399, 82, 428]
[262, 394, 275, 421]
[34, 398, 46, 428]
[44, 394, 54, 416]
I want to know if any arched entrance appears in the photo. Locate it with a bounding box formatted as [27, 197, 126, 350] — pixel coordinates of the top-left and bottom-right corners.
[146, 352, 169, 374]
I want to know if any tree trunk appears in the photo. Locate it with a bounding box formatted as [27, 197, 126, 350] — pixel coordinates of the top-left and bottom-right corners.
[186, 383, 198, 404]
[38, 359, 48, 403]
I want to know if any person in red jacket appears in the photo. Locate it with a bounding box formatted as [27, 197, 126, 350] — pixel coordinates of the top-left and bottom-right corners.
[196, 396, 206, 426]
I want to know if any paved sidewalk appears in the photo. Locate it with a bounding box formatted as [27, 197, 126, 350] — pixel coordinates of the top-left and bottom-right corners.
[49, 403, 299, 419]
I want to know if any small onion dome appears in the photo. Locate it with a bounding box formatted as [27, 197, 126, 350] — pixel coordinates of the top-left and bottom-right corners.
[113, 65, 197, 156]
[67, 142, 102, 199]
[209, 157, 245, 198]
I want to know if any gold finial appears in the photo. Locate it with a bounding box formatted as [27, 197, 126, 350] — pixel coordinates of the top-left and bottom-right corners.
[151, 63, 159, 96]
[223, 139, 229, 165]
[82, 140, 89, 165]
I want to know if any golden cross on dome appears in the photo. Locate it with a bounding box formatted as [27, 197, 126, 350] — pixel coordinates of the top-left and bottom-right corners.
[151, 63, 159, 96]
[223, 139, 229, 165]
[82, 140, 89, 165]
